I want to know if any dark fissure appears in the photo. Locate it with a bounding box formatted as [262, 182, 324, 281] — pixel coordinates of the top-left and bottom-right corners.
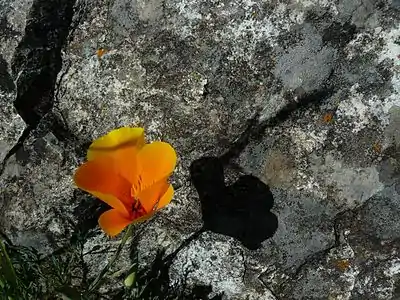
[0, 0, 77, 174]
[11, 0, 75, 127]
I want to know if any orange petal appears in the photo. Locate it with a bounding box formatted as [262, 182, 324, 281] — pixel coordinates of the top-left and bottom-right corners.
[135, 141, 177, 192]
[136, 179, 170, 213]
[157, 184, 174, 210]
[73, 159, 132, 214]
[87, 127, 145, 161]
[110, 146, 140, 187]
[91, 192, 129, 216]
[98, 209, 132, 236]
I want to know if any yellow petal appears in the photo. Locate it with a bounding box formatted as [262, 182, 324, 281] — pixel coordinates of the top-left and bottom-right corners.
[73, 159, 132, 214]
[87, 127, 145, 161]
[98, 209, 132, 236]
[135, 141, 177, 193]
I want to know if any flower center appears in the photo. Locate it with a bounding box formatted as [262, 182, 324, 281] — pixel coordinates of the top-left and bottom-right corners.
[131, 197, 146, 218]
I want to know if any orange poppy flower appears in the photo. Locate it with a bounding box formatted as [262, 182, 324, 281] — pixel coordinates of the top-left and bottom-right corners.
[73, 127, 177, 236]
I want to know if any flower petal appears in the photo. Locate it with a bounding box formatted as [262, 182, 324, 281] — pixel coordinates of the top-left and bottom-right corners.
[136, 179, 170, 213]
[109, 146, 140, 188]
[87, 127, 145, 161]
[91, 192, 129, 215]
[135, 141, 177, 192]
[73, 159, 132, 215]
[98, 209, 132, 236]
[157, 184, 174, 209]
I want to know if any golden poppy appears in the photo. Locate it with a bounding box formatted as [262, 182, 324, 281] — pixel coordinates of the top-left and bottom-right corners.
[73, 127, 177, 236]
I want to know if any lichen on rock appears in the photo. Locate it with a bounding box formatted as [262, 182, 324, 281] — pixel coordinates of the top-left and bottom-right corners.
[1, 0, 400, 298]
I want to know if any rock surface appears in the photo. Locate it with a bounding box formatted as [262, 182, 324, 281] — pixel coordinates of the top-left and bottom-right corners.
[1, 0, 400, 299]
[0, 0, 30, 166]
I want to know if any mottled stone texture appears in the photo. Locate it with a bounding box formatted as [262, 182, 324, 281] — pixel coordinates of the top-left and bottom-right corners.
[1, 0, 400, 299]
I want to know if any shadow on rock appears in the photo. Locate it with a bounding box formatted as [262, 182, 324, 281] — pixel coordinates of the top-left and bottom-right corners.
[190, 157, 278, 250]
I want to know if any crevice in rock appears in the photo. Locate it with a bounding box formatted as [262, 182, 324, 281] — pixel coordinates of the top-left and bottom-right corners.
[0, 55, 15, 92]
[292, 241, 337, 278]
[11, 0, 75, 126]
[1, 0, 82, 177]
[257, 211, 342, 295]
[280, 198, 381, 291]
[257, 272, 281, 300]
[3, 0, 77, 167]
[1, 0, 102, 246]
[332, 210, 345, 247]
[289, 210, 345, 279]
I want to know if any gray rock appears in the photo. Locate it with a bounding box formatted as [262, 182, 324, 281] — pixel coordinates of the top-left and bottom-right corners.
[0, 91, 25, 164]
[0, 0, 30, 166]
[0, 0, 33, 64]
[274, 24, 337, 93]
[169, 231, 276, 300]
[1, 0, 400, 298]
[1, 131, 75, 254]
[359, 185, 400, 241]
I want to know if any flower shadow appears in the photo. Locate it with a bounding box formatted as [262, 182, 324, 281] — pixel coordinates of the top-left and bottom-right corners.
[190, 156, 278, 250]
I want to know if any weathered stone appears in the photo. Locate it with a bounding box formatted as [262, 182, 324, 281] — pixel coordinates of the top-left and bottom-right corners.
[0, 0, 30, 166]
[0, 91, 25, 164]
[0, 0, 33, 65]
[1, 0, 400, 298]
[274, 24, 337, 93]
[359, 185, 400, 241]
[0, 131, 76, 254]
[169, 231, 276, 300]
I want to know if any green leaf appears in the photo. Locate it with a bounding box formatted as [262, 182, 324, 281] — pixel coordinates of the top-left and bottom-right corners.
[124, 271, 136, 288]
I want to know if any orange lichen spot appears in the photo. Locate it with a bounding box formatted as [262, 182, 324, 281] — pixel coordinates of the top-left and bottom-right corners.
[73, 127, 177, 237]
[334, 259, 350, 272]
[323, 112, 334, 123]
[96, 48, 107, 58]
[373, 142, 382, 154]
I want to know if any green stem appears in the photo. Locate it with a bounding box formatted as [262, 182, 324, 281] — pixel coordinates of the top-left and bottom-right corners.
[87, 225, 134, 293]
[0, 239, 18, 290]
